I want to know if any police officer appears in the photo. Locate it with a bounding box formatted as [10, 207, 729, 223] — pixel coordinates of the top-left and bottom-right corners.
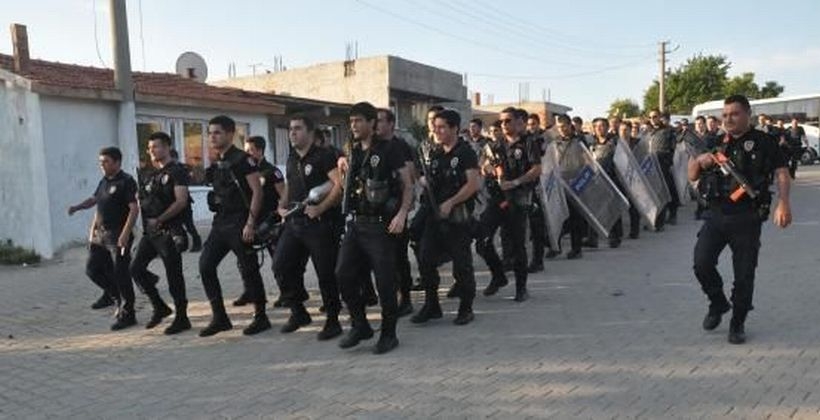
[411, 109, 481, 324]
[586, 118, 623, 248]
[525, 112, 547, 272]
[618, 121, 642, 238]
[554, 114, 586, 259]
[476, 107, 542, 302]
[467, 118, 490, 157]
[376, 107, 417, 316]
[689, 95, 792, 344]
[231, 135, 290, 308]
[786, 116, 807, 179]
[68, 147, 140, 330]
[335, 102, 414, 354]
[198, 115, 270, 337]
[129, 132, 191, 335]
[646, 109, 681, 227]
[273, 116, 343, 340]
[169, 149, 202, 252]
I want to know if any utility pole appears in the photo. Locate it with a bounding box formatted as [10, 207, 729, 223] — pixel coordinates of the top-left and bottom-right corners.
[110, 0, 138, 175]
[659, 41, 667, 113]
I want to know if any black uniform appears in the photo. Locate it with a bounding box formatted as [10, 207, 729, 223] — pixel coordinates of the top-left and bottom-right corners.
[130, 161, 191, 333]
[413, 138, 479, 322]
[388, 135, 416, 311]
[475, 135, 539, 300]
[336, 137, 408, 351]
[177, 162, 202, 252]
[199, 145, 268, 336]
[86, 170, 138, 324]
[693, 129, 786, 342]
[785, 125, 805, 178]
[527, 132, 547, 268]
[587, 136, 624, 247]
[272, 144, 341, 336]
[647, 125, 681, 225]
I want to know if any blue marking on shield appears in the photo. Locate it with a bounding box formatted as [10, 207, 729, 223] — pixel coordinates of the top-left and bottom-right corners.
[569, 166, 594, 194]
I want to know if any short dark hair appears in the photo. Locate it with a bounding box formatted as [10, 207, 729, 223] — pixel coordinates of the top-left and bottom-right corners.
[500, 106, 518, 116]
[571, 116, 583, 124]
[209, 115, 236, 133]
[427, 105, 445, 115]
[350, 101, 378, 121]
[706, 115, 718, 122]
[99, 146, 122, 162]
[528, 113, 540, 122]
[695, 115, 706, 123]
[377, 108, 396, 124]
[147, 131, 172, 147]
[245, 135, 267, 153]
[290, 115, 315, 131]
[515, 108, 529, 121]
[469, 118, 483, 127]
[556, 114, 572, 125]
[434, 109, 461, 128]
[725, 95, 751, 113]
[592, 117, 609, 126]
[622, 120, 632, 129]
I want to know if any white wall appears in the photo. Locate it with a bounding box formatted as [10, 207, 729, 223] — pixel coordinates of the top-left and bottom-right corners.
[40, 96, 120, 253]
[0, 70, 53, 257]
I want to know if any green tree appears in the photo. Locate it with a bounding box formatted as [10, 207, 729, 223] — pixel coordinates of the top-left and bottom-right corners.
[723, 72, 759, 98]
[759, 81, 785, 98]
[608, 98, 642, 118]
[642, 54, 784, 114]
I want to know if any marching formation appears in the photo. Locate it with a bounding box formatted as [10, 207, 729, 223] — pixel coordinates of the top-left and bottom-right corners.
[67, 94, 792, 354]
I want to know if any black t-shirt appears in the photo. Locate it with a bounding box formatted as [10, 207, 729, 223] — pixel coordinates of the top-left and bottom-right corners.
[787, 126, 806, 148]
[389, 135, 415, 164]
[429, 139, 479, 204]
[708, 129, 787, 212]
[286, 144, 337, 205]
[139, 162, 190, 225]
[94, 170, 137, 233]
[258, 158, 284, 217]
[349, 138, 407, 217]
[206, 145, 258, 218]
[502, 135, 540, 188]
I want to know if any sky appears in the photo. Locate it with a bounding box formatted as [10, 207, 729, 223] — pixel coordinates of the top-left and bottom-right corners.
[3, 0, 820, 119]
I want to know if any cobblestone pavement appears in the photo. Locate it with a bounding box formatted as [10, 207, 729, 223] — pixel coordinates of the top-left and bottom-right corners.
[2, 166, 820, 419]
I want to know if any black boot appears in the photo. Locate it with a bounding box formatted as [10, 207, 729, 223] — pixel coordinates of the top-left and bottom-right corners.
[702, 298, 731, 331]
[397, 296, 414, 317]
[545, 249, 561, 259]
[566, 249, 582, 260]
[728, 311, 747, 344]
[164, 302, 191, 335]
[145, 291, 173, 329]
[199, 300, 233, 337]
[446, 283, 460, 299]
[189, 234, 202, 253]
[232, 293, 251, 307]
[317, 311, 343, 341]
[453, 299, 474, 326]
[513, 276, 529, 302]
[410, 291, 443, 324]
[339, 309, 374, 349]
[111, 305, 137, 331]
[527, 261, 544, 273]
[373, 316, 399, 355]
[482, 274, 508, 296]
[281, 303, 312, 333]
[91, 292, 115, 310]
[243, 303, 272, 335]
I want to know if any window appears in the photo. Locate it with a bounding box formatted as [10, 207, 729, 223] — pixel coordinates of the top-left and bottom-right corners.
[184, 121, 206, 184]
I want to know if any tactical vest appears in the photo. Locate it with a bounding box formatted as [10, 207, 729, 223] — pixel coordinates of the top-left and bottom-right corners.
[349, 142, 401, 217]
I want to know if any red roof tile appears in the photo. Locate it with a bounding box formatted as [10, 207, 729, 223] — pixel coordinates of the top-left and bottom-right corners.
[0, 53, 280, 111]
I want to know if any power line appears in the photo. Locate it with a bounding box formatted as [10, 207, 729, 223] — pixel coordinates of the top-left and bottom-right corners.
[466, 54, 656, 81]
[91, 0, 107, 67]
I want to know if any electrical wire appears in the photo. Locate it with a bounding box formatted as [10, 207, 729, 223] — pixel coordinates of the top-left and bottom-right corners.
[92, 0, 107, 67]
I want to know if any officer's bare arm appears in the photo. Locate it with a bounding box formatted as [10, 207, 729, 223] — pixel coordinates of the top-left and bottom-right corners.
[277, 184, 290, 217]
[688, 154, 714, 182]
[445, 168, 481, 207]
[120, 202, 140, 243]
[312, 168, 343, 215]
[68, 197, 97, 215]
[773, 167, 792, 228]
[156, 186, 189, 225]
[245, 172, 263, 226]
[397, 165, 414, 213]
[88, 212, 99, 242]
[517, 164, 542, 186]
[273, 181, 286, 202]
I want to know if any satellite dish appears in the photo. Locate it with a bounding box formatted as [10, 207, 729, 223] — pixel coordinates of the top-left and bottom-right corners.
[175, 52, 208, 82]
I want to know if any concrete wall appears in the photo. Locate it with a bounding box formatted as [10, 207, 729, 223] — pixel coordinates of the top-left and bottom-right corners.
[387, 56, 466, 102]
[40, 96, 120, 253]
[214, 56, 391, 107]
[0, 70, 53, 257]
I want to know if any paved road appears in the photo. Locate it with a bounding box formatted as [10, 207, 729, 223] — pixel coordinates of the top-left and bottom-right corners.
[2, 166, 819, 419]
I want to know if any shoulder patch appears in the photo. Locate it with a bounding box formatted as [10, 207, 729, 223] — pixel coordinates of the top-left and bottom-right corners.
[450, 156, 459, 168]
[304, 164, 313, 176]
[743, 140, 755, 152]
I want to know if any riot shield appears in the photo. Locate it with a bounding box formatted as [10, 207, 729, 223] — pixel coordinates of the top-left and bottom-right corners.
[555, 140, 629, 238]
[672, 136, 696, 204]
[613, 139, 663, 229]
[632, 136, 672, 207]
[539, 142, 569, 250]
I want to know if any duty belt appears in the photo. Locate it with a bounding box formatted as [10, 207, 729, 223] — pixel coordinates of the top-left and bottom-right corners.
[351, 214, 388, 224]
